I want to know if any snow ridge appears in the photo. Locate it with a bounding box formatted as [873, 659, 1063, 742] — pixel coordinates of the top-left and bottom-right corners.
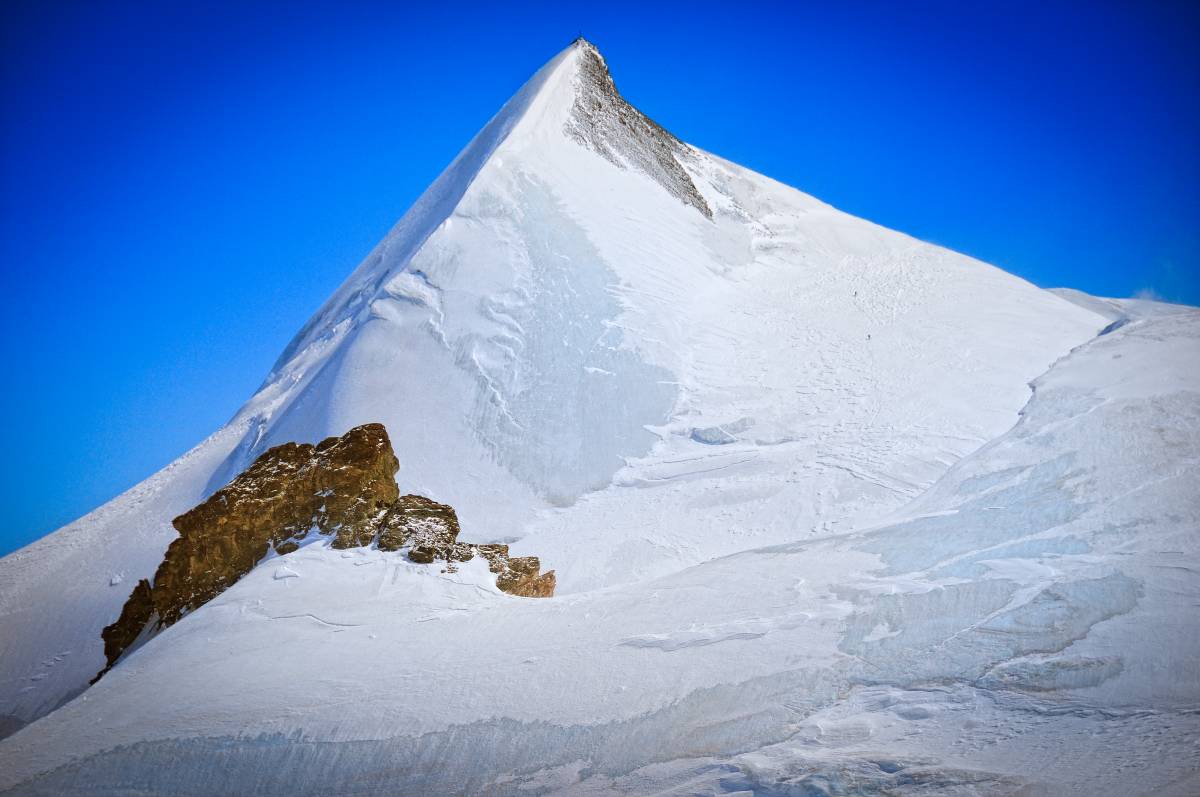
[3, 38, 1163, 796]
[565, 39, 712, 217]
[263, 42, 582, 384]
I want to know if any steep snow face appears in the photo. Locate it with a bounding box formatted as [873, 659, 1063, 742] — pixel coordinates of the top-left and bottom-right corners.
[565, 42, 712, 216]
[1, 304, 1196, 796]
[209, 37, 1102, 587]
[0, 37, 1104, 734]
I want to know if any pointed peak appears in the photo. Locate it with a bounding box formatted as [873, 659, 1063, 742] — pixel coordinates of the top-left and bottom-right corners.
[560, 39, 712, 218]
[265, 35, 710, 378]
[569, 35, 599, 52]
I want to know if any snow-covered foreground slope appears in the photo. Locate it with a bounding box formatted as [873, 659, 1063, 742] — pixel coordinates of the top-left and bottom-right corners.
[0, 39, 1104, 739]
[2, 299, 1197, 795]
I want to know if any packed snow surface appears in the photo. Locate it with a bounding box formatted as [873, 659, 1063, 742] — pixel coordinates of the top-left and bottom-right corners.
[3, 38, 1197, 795]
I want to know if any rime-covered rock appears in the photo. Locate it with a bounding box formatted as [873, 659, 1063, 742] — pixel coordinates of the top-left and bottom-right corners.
[377, 494, 462, 557]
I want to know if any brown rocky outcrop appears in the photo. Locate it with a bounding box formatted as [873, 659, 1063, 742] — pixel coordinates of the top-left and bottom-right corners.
[476, 544, 557, 598]
[96, 423, 553, 682]
[378, 494, 468, 561]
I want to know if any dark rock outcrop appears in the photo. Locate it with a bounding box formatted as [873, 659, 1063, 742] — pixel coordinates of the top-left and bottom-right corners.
[96, 423, 553, 682]
[100, 578, 155, 672]
[566, 38, 713, 219]
[476, 544, 557, 598]
[378, 494, 465, 559]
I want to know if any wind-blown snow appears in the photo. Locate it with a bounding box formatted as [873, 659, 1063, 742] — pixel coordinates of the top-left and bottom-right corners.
[4, 37, 1193, 796]
[2, 302, 1196, 795]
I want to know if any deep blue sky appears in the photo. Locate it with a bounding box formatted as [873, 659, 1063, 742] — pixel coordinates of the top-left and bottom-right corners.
[1, 1, 1197, 555]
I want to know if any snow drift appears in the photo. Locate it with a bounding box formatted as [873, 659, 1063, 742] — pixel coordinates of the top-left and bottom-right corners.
[4, 37, 1196, 795]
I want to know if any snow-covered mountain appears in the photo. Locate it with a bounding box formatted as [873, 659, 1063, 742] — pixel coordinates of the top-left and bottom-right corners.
[2, 39, 1197, 795]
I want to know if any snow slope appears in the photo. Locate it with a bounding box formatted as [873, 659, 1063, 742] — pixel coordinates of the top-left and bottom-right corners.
[0, 37, 1144, 788]
[2, 297, 1196, 795]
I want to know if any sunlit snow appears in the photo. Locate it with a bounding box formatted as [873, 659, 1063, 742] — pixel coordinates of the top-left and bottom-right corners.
[1, 39, 1196, 796]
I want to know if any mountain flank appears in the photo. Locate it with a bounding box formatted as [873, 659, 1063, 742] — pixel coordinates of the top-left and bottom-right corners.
[566, 38, 712, 218]
[96, 423, 553, 681]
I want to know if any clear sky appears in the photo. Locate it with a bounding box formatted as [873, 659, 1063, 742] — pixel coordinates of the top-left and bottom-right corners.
[1, 0, 1197, 555]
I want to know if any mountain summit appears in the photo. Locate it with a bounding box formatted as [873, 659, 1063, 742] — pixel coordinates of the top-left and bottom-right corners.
[267, 36, 705, 384]
[3, 39, 1196, 796]
[563, 38, 712, 216]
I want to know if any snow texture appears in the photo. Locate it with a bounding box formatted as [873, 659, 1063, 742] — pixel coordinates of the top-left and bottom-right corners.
[3, 38, 1196, 795]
